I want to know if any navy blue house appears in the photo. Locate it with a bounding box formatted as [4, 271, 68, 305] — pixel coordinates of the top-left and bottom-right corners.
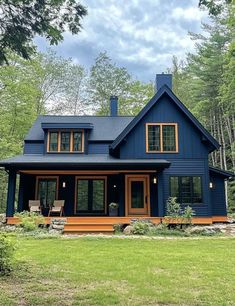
[0, 74, 233, 223]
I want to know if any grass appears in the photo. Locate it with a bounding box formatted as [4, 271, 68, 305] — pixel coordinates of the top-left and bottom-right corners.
[0, 236, 235, 305]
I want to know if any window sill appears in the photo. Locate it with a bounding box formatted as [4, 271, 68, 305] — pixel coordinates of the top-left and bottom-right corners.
[146, 151, 179, 154]
[47, 151, 84, 154]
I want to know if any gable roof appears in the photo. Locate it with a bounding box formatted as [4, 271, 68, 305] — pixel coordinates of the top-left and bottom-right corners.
[25, 115, 134, 142]
[110, 85, 220, 152]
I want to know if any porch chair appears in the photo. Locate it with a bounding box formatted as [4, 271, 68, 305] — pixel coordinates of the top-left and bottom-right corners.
[48, 200, 65, 217]
[28, 200, 41, 214]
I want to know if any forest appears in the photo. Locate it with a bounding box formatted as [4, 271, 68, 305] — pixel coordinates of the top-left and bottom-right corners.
[0, 1, 234, 212]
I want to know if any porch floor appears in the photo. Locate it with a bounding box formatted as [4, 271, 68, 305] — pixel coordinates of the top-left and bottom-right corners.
[7, 216, 228, 234]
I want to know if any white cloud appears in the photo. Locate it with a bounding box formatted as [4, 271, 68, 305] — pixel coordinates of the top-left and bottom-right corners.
[172, 6, 207, 21]
[35, 0, 208, 81]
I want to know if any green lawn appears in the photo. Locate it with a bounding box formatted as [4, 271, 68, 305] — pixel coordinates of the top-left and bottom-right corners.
[1, 236, 235, 306]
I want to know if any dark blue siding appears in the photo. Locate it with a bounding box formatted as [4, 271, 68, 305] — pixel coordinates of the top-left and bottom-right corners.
[120, 95, 209, 159]
[117, 94, 212, 217]
[88, 143, 110, 154]
[24, 139, 111, 155]
[210, 174, 227, 216]
[20, 173, 126, 216]
[161, 159, 211, 217]
[24, 142, 44, 154]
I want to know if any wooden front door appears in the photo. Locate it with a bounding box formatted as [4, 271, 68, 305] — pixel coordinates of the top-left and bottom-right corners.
[125, 175, 150, 216]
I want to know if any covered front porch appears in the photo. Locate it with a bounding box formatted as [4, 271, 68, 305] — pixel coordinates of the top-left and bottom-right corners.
[17, 170, 158, 217]
[1, 154, 171, 219]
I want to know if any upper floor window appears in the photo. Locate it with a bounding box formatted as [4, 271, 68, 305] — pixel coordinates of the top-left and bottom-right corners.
[49, 132, 59, 152]
[47, 130, 84, 153]
[146, 123, 178, 153]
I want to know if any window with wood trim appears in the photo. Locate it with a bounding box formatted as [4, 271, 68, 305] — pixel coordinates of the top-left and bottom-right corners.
[49, 132, 59, 152]
[75, 177, 106, 214]
[170, 176, 203, 204]
[146, 123, 178, 153]
[48, 130, 84, 153]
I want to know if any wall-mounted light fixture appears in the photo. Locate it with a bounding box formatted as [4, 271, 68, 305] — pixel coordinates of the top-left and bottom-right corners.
[153, 177, 157, 184]
[113, 184, 117, 188]
[62, 182, 66, 188]
[209, 182, 213, 189]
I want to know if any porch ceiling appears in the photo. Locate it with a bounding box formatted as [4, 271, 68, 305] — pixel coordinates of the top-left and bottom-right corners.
[0, 154, 170, 170]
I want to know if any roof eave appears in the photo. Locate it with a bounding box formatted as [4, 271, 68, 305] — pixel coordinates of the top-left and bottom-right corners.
[209, 166, 235, 178]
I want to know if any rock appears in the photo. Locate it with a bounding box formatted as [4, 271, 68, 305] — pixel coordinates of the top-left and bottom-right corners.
[48, 229, 60, 235]
[51, 218, 67, 225]
[51, 224, 64, 230]
[123, 225, 133, 235]
[0, 225, 17, 232]
[186, 226, 222, 235]
[0, 214, 6, 224]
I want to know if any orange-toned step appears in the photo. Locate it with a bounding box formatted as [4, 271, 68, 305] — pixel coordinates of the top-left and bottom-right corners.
[64, 223, 114, 231]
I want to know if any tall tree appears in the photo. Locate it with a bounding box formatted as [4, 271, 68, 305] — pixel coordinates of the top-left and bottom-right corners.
[89, 52, 132, 115]
[0, 0, 87, 64]
[89, 52, 154, 115]
[171, 2, 235, 208]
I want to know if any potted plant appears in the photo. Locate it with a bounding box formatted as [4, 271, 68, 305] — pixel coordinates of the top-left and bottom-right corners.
[109, 202, 119, 216]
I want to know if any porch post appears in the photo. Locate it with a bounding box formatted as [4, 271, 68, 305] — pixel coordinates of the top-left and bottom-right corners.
[17, 174, 24, 212]
[6, 168, 16, 217]
[157, 172, 164, 217]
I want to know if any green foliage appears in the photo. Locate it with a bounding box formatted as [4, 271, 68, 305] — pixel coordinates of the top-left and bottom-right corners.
[199, 0, 232, 16]
[109, 202, 119, 209]
[166, 197, 182, 217]
[132, 220, 152, 235]
[113, 224, 123, 234]
[165, 197, 195, 224]
[182, 206, 196, 220]
[227, 180, 235, 213]
[148, 224, 190, 237]
[15, 211, 45, 232]
[89, 51, 132, 115]
[171, 1, 235, 209]
[89, 52, 153, 115]
[0, 0, 87, 64]
[0, 233, 14, 275]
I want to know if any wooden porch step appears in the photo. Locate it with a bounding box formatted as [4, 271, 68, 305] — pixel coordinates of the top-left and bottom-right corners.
[64, 228, 114, 233]
[64, 223, 114, 230]
[63, 229, 114, 235]
[63, 222, 114, 234]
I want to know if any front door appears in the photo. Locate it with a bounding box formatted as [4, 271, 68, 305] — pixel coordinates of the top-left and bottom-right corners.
[126, 175, 150, 216]
[75, 176, 107, 215]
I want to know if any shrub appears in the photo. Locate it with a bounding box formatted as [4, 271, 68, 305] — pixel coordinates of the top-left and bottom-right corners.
[148, 224, 190, 237]
[166, 197, 182, 217]
[0, 233, 14, 275]
[109, 203, 119, 209]
[164, 197, 195, 224]
[182, 206, 195, 220]
[113, 224, 123, 234]
[132, 220, 152, 235]
[15, 211, 45, 232]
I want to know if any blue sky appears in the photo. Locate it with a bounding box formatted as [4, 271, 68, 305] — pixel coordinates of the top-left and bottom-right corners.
[35, 0, 208, 82]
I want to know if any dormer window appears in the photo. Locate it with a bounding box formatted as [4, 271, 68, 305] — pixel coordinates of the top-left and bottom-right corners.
[146, 123, 178, 153]
[49, 132, 59, 152]
[47, 130, 84, 153]
[73, 132, 83, 152]
[60, 132, 70, 152]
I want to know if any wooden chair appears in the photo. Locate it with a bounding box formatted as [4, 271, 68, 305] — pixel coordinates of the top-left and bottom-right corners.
[29, 200, 41, 214]
[48, 200, 65, 217]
